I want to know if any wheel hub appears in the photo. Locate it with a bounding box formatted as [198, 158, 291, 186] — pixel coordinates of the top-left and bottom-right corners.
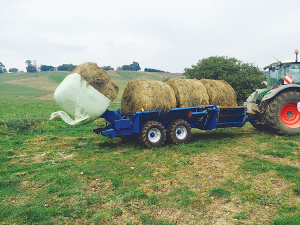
[286, 111, 293, 117]
[280, 101, 300, 128]
[148, 128, 161, 143]
[175, 125, 187, 140]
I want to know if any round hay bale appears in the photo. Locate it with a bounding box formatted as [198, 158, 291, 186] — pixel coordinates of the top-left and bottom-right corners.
[199, 79, 237, 106]
[166, 78, 209, 107]
[70, 62, 119, 101]
[121, 79, 176, 114]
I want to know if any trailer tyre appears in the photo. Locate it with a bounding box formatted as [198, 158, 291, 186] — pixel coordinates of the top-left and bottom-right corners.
[139, 121, 166, 148]
[266, 90, 300, 135]
[167, 119, 191, 145]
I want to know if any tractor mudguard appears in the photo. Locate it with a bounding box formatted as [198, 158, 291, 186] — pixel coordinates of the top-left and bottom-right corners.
[262, 84, 300, 101]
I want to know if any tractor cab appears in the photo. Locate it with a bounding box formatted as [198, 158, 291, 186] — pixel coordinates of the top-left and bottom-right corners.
[264, 49, 300, 89]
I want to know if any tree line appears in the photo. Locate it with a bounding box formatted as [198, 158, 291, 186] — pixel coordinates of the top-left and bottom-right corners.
[1, 57, 265, 105]
[25, 60, 77, 72]
[0, 60, 167, 74]
[0, 61, 78, 73]
[116, 62, 141, 71]
[100, 63, 167, 72]
[144, 68, 168, 73]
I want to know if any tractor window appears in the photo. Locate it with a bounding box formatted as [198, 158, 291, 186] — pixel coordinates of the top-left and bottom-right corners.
[285, 63, 300, 82]
[268, 66, 282, 88]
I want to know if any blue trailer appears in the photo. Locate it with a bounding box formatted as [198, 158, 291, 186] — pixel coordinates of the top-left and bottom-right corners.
[93, 105, 252, 148]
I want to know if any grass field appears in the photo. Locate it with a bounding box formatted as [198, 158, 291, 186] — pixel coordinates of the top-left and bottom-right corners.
[1, 71, 300, 224]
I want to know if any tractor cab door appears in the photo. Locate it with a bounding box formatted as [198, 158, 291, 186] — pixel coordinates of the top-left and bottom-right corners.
[284, 63, 300, 84]
[267, 65, 283, 89]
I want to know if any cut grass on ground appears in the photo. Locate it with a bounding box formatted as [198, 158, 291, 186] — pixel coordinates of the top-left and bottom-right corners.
[1, 71, 300, 224]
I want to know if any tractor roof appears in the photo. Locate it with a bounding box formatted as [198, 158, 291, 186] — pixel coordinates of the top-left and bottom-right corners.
[263, 60, 300, 70]
[281, 60, 298, 64]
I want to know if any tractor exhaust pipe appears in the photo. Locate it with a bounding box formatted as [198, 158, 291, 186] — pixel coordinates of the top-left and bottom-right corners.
[296, 49, 299, 62]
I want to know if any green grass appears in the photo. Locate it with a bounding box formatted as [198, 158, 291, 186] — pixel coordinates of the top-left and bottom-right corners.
[269, 213, 300, 225]
[47, 71, 68, 83]
[139, 214, 175, 225]
[0, 72, 39, 82]
[208, 187, 231, 199]
[233, 211, 248, 220]
[240, 156, 300, 196]
[1, 71, 300, 224]
[0, 84, 52, 97]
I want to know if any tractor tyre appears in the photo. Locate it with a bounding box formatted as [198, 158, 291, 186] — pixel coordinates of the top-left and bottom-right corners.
[249, 102, 269, 131]
[167, 119, 191, 145]
[139, 121, 166, 148]
[265, 90, 300, 135]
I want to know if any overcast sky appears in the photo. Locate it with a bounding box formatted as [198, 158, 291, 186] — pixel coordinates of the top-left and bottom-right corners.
[1, 0, 300, 73]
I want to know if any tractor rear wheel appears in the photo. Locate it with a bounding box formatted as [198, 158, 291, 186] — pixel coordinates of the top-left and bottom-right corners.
[139, 121, 166, 148]
[167, 119, 191, 145]
[266, 90, 300, 135]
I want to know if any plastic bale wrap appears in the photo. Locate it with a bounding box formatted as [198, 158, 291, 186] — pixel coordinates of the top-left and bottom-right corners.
[121, 78, 176, 114]
[199, 79, 237, 106]
[166, 78, 209, 107]
[50, 73, 112, 125]
[70, 62, 119, 101]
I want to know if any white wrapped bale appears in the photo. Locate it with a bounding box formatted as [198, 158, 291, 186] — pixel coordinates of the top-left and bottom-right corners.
[50, 73, 111, 125]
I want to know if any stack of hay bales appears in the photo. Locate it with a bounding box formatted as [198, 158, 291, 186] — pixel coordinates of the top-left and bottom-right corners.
[120, 78, 237, 115]
[199, 79, 237, 106]
[166, 78, 209, 107]
[71, 62, 119, 101]
[121, 79, 176, 114]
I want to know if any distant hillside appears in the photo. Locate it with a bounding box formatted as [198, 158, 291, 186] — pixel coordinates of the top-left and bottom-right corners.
[113, 71, 183, 81]
[151, 72, 183, 76]
[0, 71, 184, 106]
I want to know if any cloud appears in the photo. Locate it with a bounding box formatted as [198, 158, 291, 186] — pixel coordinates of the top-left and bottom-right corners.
[1, 0, 300, 72]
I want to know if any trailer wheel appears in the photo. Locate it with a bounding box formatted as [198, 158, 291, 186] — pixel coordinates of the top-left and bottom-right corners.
[167, 119, 191, 145]
[139, 121, 166, 148]
[266, 90, 300, 135]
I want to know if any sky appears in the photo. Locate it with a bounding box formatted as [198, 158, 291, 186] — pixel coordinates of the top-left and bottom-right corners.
[1, 0, 300, 73]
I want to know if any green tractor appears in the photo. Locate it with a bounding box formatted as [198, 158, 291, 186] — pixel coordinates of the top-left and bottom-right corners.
[244, 49, 300, 135]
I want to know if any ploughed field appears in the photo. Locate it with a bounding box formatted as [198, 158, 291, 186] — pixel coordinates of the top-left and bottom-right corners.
[1, 71, 300, 224]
